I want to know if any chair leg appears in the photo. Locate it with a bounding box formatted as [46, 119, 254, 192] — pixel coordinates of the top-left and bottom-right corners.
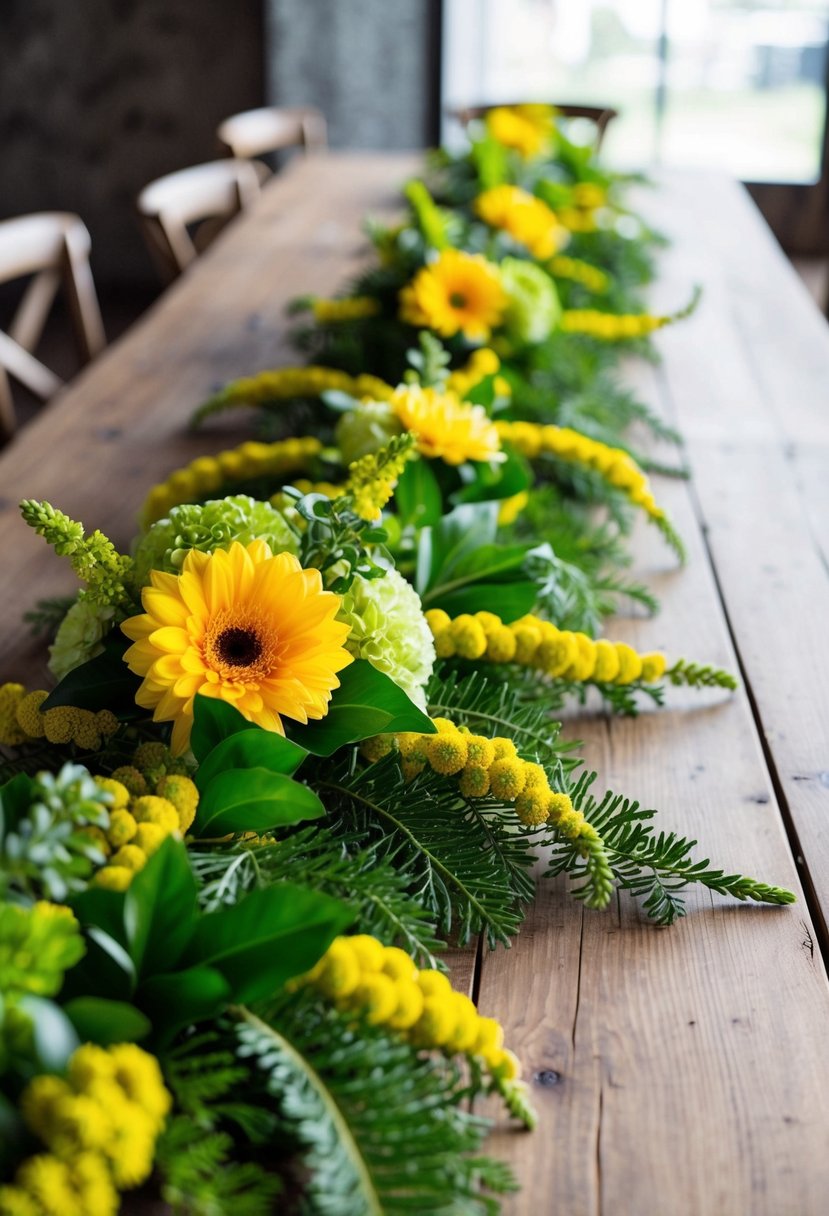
[9, 270, 60, 353]
[0, 366, 15, 440]
[62, 238, 106, 364]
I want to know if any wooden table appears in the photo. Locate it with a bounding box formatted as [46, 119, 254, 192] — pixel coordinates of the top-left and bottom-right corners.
[2, 155, 829, 1214]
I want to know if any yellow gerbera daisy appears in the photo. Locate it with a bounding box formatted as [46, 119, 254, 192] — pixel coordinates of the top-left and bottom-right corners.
[474, 185, 564, 260]
[390, 385, 503, 466]
[485, 105, 556, 158]
[399, 249, 507, 342]
[122, 540, 352, 754]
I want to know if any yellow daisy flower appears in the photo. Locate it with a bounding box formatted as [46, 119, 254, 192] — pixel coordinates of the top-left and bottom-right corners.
[399, 249, 507, 342]
[475, 185, 564, 259]
[122, 540, 352, 754]
[390, 385, 503, 465]
[485, 105, 555, 158]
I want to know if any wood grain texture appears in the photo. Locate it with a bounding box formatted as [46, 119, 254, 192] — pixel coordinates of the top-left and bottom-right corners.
[1, 154, 828, 1213]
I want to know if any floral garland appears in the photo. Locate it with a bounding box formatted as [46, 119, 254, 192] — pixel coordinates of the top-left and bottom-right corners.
[0, 105, 793, 1215]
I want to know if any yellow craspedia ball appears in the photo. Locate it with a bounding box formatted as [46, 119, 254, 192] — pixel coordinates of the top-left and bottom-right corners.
[563, 633, 597, 682]
[67, 1045, 115, 1090]
[448, 615, 487, 660]
[313, 938, 361, 999]
[430, 717, 459, 735]
[14, 1156, 77, 1215]
[350, 973, 400, 1025]
[348, 934, 386, 973]
[485, 625, 517, 663]
[110, 845, 147, 873]
[109, 1043, 171, 1126]
[492, 737, 518, 761]
[488, 757, 527, 801]
[20, 1074, 71, 1141]
[41, 707, 77, 745]
[459, 765, 490, 799]
[107, 1109, 157, 1188]
[535, 628, 576, 677]
[359, 734, 394, 762]
[614, 642, 643, 684]
[513, 790, 551, 827]
[49, 1092, 113, 1153]
[93, 866, 133, 892]
[386, 980, 425, 1030]
[462, 734, 496, 769]
[424, 609, 452, 634]
[640, 652, 667, 683]
[94, 777, 130, 810]
[130, 796, 179, 833]
[69, 1152, 118, 1216]
[132, 741, 171, 773]
[473, 611, 502, 634]
[592, 638, 620, 683]
[110, 766, 148, 798]
[410, 994, 457, 1048]
[520, 762, 550, 793]
[396, 732, 430, 763]
[417, 969, 452, 999]
[15, 690, 48, 738]
[381, 946, 418, 983]
[444, 992, 480, 1053]
[426, 732, 468, 776]
[401, 758, 426, 782]
[473, 1016, 504, 1055]
[432, 627, 456, 659]
[132, 822, 167, 855]
[155, 775, 199, 833]
[107, 809, 137, 847]
[547, 792, 575, 825]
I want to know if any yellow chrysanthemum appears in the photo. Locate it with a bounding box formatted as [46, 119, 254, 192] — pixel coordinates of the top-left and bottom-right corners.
[122, 540, 352, 754]
[485, 105, 555, 158]
[475, 185, 563, 259]
[399, 249, 507, 342]
[389, 385, 502, 466]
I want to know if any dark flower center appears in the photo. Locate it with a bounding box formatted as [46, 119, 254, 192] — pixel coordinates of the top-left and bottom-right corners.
[215, 626, 263, 667]
[449, 291, 467, 308]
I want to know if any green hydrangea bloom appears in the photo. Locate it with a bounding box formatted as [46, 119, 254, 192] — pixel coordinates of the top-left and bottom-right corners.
[338, 568, 435, 709]
[499, 257, 561, 345]
[49, 596, 115, 680]
[335, 401, 403, 466]
[0, 901, 84, 1000]
[131, 495, 298, 586]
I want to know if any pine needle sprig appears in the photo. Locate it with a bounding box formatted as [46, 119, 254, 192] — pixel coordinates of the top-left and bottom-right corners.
[667, 659, 738, 690]
[236, 1000, 516, 1216]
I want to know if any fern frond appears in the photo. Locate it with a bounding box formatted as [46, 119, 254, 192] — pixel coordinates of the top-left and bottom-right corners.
[236, 1001, 515, 1216]
[667, 660, 738, 690]
[156, 1117, 283, 1216]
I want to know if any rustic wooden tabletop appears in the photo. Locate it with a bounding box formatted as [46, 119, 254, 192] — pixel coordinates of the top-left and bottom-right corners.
[1, 154, 828, 1215]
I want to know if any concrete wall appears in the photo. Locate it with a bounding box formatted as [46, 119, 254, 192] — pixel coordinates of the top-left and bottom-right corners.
[0, 0, 265, 286]
[265, 0, 440, 150]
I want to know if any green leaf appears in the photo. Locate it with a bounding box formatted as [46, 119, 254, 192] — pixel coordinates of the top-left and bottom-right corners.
[42, 635, 140, 715]
[195, 730, 308, 794]
[190, 695, 258, 763]
[19, 996, 79, 1071]
[70, 885, 128, 948]
[395, 458, 443, 529]
[140, 965, 231, 1046]
[434, 579, 538, 621]
[0, 773, 35, 834]
[415, 502, 500, 597]
[124, 838, 199, 978]
[195, 769, 325, 837]
[64, 997, 151, 1044]
[286, 662, 434, 756]
[184, 884, 352, 1003]
[452, 445, 532, 505]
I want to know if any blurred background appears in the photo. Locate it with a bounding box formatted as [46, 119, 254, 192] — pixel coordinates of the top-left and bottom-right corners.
[1, 0, 826, 299]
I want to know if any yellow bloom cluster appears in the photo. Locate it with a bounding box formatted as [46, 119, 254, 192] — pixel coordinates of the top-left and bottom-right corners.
[139, 436, 323, 528]
[485, 104, 556, 159]
[475, 185, 564, 259]
[0, 1042, 172, 1216]
[390, 384, 503, 466]
[445, 347, 502, 398]
[90, 743, 199, 891]
[304, 933, 522, 1080]
[2, 686, 119, 751]
[399, 249, 507, 342]
[195, 365, 394, 420]
[496, 419, 665, 525]
[555, 207, 599, 234]
[497, 490, 529, 526]
[424, 609, 667, 688]
[344, 433, 415, 521]
[311, 296, 381, 323]
[548, 254, 610, 294]
[561, 309, 669, 340]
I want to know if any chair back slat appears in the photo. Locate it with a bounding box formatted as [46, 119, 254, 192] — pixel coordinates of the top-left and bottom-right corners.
[217, 106, 327, 179]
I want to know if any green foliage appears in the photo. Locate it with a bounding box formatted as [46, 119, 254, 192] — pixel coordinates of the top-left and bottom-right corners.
[288, 483, 393, 593]
[667, 660, 738, 690]
[545, 771, 796, 924]
[23, 595, 77, 641]
[318, 753, 538, 947]
[236, 1001, 516, 1216]
[42, 635, 141, 718]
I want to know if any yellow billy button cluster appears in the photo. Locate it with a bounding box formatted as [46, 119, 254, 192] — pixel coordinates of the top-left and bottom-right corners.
[303, 934, 534, 1125]
[474, 184, 565, 260]
[88, 743, 199, 891]
[139, 436, 323, 528]
[495, 419, 683, 558]
[0, 685, 119, 751]
[310, 296, 381, 323]
[362, 716, 596, 841]
[547, 254, 610, 295]
[191, 365, 394, 429]
[425, 609, 666, 689]
[445, 347, 506, 399]
[0, 1042, 172, 1216]
[561, 309, 671, 340]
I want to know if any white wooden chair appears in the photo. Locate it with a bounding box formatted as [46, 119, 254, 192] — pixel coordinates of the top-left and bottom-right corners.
[136, 159, 261, 285]
[0, 212, 106, 440]
[217, 106, 327, 181]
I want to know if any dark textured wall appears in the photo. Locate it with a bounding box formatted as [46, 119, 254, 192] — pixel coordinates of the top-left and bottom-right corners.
[265, 0, 440, 150]
[0, 1, 265, 285]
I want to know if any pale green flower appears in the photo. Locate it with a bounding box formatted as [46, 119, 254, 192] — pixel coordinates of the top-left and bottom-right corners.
[335, 401, 403, 466]
[49, 597, 115, 680]
[131, 494, 298, 586]
[337, 568, 435, 708]
[499, 257, 561, 344]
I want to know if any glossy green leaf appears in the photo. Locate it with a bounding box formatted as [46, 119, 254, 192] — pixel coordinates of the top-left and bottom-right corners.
[0, 773, 35, 834]
[190, 694, 258, 763]
[42, 635, 141, 716]
[19, 996, 79, 1071]
[286, 661, 434, 756]
[395, 458, 443, 528]
[431, 580, 538, 621]
[195, 768, 325, 837]
[64, 997, 151, 1045]
[183, 884, 352, 1004]
[124, 838, 199, 978]
[194, 728, 308, 793]
[139, 965, 231, 1046]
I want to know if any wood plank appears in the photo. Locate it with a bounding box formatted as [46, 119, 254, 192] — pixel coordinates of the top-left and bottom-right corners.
[479, 359, 829, 1215]
[642, 172, 829, 936]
